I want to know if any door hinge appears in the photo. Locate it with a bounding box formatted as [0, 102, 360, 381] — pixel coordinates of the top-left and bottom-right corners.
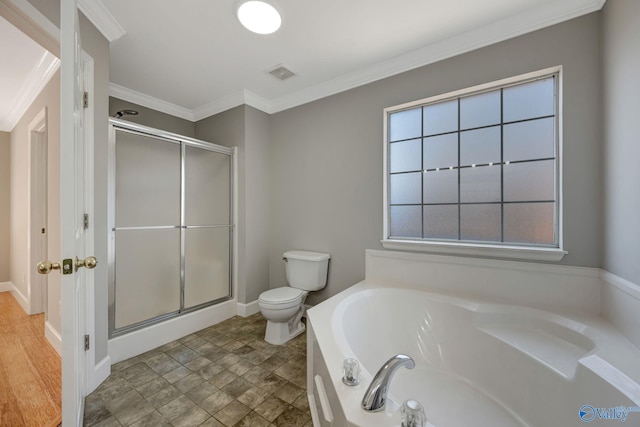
[83, 213, 89, 230]
[84, 334, 90, 351]
[83, 91, 89, 109]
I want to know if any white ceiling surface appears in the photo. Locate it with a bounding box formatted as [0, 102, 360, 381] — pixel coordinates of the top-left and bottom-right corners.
[105, 0, 603, 120]
[0, 15, 59, 132]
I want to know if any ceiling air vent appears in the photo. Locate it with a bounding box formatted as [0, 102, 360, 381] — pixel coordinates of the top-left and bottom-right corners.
[268, 64, 295, 81]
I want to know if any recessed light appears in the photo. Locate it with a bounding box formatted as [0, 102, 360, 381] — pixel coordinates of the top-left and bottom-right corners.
[237, 0, 282, 35]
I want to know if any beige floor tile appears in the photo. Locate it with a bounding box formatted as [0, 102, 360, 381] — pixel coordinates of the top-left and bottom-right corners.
[213, 401, 251, 427]
[236, 386, 270, 409]
[85, 315, 312, 427]
[253, 397, 288, 422]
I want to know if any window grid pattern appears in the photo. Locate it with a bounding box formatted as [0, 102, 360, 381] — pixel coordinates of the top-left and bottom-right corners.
[387, 75, 557, 246]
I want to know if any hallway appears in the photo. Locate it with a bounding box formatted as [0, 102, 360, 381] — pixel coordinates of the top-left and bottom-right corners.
[0, 292, 61, 427]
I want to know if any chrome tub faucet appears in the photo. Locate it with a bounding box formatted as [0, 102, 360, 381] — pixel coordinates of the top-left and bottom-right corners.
[361, 354, 415, 412]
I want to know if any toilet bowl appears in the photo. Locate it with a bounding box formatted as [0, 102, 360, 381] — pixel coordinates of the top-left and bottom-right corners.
[258, 250, 330, 345]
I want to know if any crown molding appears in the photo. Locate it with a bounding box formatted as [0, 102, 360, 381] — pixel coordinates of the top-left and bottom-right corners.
[109, 82, 194, 121]
[192, 91, 245, 122]
[242, 90, 274, 115]
[0, 51, 59, 132]
[266, 0, 607, 113]
[78, 0, 125, 43]
[109, 0, 606, 120]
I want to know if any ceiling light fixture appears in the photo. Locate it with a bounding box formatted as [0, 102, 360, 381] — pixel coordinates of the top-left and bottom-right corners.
[236, 0, 282, 35]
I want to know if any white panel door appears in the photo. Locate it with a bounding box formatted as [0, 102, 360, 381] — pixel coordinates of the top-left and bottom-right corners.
[60, 0, 88, 425]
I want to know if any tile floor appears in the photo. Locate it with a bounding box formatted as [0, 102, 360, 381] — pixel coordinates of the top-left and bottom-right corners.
[84, 313, 312, 427]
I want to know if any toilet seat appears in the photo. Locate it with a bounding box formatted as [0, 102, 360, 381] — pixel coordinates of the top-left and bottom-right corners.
[259, 287, 304, 310]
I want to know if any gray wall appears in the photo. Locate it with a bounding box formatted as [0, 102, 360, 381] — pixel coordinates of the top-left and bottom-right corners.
[241, 106, 271, 302]
[269, 13, 603, 305]
[0, 131, 9, 282]
[109, 97, 196, 137]
[195, 106, 271, 304]
[602, 0, 640, 286]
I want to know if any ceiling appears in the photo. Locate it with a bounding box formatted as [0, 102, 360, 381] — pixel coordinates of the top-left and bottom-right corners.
[102, 0, 605, 120]
[2, 0, 606, 129]
[0, 14, 59, 132]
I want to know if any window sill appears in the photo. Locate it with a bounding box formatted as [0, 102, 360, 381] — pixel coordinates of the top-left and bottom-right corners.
[381, 239, 567, 262]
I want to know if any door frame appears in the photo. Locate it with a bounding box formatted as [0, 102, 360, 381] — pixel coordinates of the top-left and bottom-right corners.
[27, 107, 48, 316]
[3, 0, 99, 424]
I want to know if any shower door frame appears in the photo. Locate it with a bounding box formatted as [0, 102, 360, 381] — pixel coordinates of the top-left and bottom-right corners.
[107, 118, 235, 338]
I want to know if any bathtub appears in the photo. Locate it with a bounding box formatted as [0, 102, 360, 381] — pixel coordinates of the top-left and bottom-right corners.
[307, 282, 640, 427]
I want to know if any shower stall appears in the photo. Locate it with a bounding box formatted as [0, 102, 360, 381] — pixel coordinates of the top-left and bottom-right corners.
[108, 118, 234, 338]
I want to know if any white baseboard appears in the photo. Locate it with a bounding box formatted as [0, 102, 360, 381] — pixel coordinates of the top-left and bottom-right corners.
[0, 281, 12, 292]
[108, 298, 238, 364]
[601, 270, 640, 349]
[237, 300, 260, 317]
[6, 283, 30, 314]
[87, 355, 111, 394]
[45, 321, 62, 355]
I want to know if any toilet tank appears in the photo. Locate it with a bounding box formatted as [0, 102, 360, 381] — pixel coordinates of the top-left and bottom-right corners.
[284, 250, 331, 291]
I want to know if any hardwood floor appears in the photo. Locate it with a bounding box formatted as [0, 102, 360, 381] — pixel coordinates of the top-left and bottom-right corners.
[0, 292, 61, 427]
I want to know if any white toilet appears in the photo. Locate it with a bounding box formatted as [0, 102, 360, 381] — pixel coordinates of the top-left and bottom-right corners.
[258, 250, 330, 345]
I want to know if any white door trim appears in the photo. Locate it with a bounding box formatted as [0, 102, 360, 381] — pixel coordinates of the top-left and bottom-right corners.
[27, 107, 48, 315]
[80, 50, 108, 393]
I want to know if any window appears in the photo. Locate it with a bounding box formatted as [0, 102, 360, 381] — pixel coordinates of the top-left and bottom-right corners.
[383, 68, 565, 260]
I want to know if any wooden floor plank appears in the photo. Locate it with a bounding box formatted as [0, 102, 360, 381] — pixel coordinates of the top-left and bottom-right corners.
[0, 292, 61, 427]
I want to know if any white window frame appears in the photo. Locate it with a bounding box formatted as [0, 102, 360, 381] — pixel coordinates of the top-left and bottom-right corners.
[382, 66, 567, 261]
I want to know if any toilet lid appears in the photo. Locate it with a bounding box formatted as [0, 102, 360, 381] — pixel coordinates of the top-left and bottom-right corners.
[259, 287, 304, 304]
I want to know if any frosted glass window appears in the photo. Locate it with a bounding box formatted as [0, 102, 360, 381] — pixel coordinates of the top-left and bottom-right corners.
[185, 146, 231, 226]
[460, 165, 500, 203]
[460, 90, 500, 130]
[424, 100, 458, 136]
[115, 229, 180, 329]
[504, 118, 555, 162]
[503, 78, 555, 122]
[504, 203, 554, 245]
[424, 134, 457, 170]
[390, 206, 421, 238]
[423, 169, 458, 204]
[389, 108, 421, 142]
[185, 228, 230, 308]
[460, 127, 501, 166]
[504, 160, 555, 202]
[423, 205, 458, 239]
[460, 204, 501, 242]
[390, 139, 422, 173]
[390, 173, 421, 205]
[115, 131, 180, 227]
[386, 71, 559, 248]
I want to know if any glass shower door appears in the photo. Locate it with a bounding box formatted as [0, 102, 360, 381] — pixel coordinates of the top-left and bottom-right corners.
[110, 122, 234, 336]
[183, 145, 232, 309]
[113, 130, 182, 329]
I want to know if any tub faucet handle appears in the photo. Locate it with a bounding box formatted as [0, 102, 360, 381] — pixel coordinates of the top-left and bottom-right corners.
[401, 399, 427, 427]
[342, 358, 360, 386]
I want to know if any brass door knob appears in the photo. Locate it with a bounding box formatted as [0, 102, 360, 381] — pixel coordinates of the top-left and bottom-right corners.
[37, 261, 60, 275]
[76, 256, 98, 271]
